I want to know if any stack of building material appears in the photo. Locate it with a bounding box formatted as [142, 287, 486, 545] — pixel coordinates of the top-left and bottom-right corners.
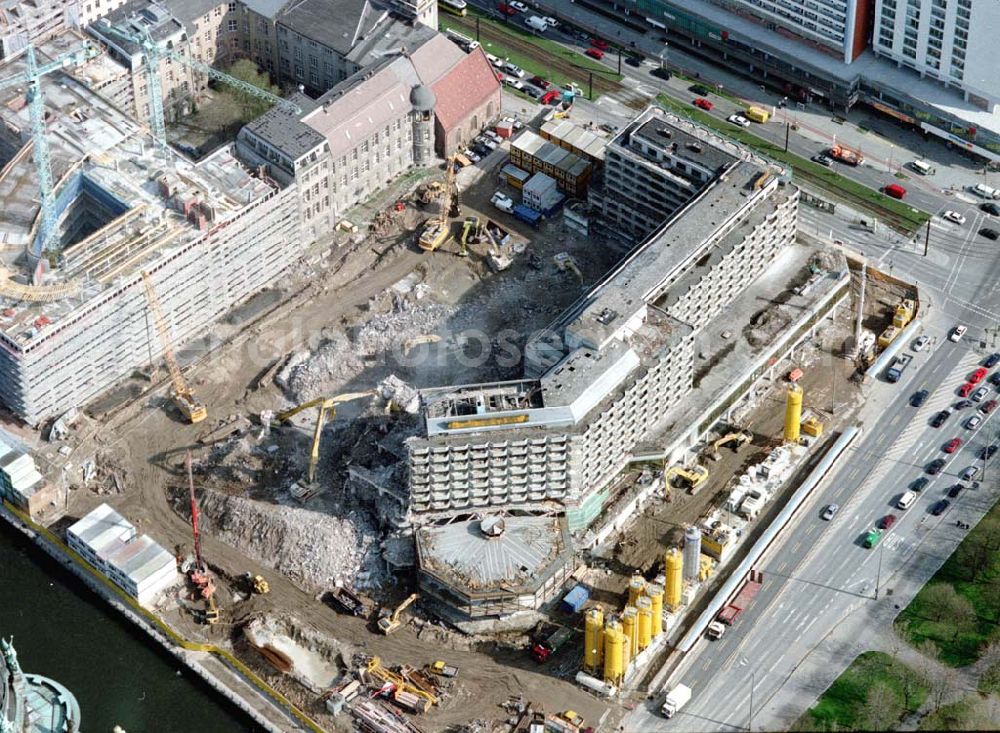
[0, 437, 55, 518]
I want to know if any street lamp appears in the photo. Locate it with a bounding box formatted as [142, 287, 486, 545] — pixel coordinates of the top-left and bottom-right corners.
[874, 542, 884, 600]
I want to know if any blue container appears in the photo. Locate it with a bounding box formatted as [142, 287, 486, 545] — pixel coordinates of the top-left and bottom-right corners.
[560, 584, 589, 614]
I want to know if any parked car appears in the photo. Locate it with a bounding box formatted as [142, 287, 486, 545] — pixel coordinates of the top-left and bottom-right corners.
[913, 335, 930, 351]
[821, 504, 839, 520]
[931, 499, 950, 515]
[510, 1, 528, 11]
[966, 414, 982, 430]
[491, 191, 514, 213]
[884, 183, 907, 199]
[911, 477, 929, 492]
[991, 372, 1000, 386]
[986, 352, 1000, 368]
[981, 202, 1000, 216]
[927, 458, 946, 475]
[981, 399, 998, 414]
[911, 389, 929, 407]
[880, 515, 897, 530]
[693, 97, 714, 111]
[981, 444, 998, 460]
[496, 3, 517, 16]
[955, 400, 973, 410]
[970, 367, 988, 384]
[942, 210, 967, 225]
[540, 89, 560, 105]
[727, 114, 751, 128]
[523, 85, 541, 98]
[504, 61, 525, 78]
[960, 465, 980, 481]
[487, 53, 504, 68]
[812, 154, 834, 167]
[980, 227, 999, 240]
[542, 16, 559, 28]
[529, 75, 551, 89]
[689, 83, 711, 95]
[504, 78, 525, 91]
[931, 410, 950, 428]
[959, 382, 975, 398]
[948, 484, 964, 498]
[585, 47, 605, 60]
[950, 324, 967, 342]
[463, 148, 481, 163]
[944, 437, 962, 453]
[973, 386, 990, 402]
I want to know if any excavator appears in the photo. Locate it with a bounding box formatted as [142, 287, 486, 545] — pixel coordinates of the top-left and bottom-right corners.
[458, 216, 481, 257]
[275, 390, 375, 499]
[705, 430, 753, 462]
[141, 272, 207, 424]
[418, 156, 460, 252]
[553, 252, 583, 284]
[377, 592, 419, 634]
[665, 464, 709, 492]
[366, 656, 438, 708]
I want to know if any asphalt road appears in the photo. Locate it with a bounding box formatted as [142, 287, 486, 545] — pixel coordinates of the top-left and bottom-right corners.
[627, 328, 1000, 731]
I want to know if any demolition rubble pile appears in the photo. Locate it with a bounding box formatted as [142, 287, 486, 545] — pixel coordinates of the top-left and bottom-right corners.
[197, 491, 384, 592]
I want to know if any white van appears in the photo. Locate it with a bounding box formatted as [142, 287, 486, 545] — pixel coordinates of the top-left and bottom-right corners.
[525, 15, 549, 32]
[897, 490, 917, 510]
[969, 182, 1000, 199]
[910, 159, 935, 175]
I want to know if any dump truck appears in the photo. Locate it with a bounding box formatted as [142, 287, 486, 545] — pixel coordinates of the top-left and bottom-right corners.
[661, 684, 692, 718]
[324, 585, 366, 617]
[428, 661, 459, 678]
[715, 578, 762, 627]
[531, 626, 573, 663]
[829, 144, 864, 166]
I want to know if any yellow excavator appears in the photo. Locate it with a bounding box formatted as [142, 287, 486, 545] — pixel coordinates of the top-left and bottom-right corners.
[665, 464, 709, 492]
[377, 592, 419, 634]
[275, 390, 375, 495]
[141, 271, 207, 424]
[553, 252, 583, 284]
[458, 216, 481, 257]
[419, 156, 459, 252]
[706, 430, 752, 461]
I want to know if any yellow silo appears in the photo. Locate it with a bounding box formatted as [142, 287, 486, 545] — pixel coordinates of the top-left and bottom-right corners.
[603, 620, 624, 685]
[784, 383, 803, 443]
[636, 597, 653, 651]
[622, 606, 638, 657]
[584, 607, 604, 673]
[627, 575, 646, 606]
[645, 584, 664, 638]
[622, 632, 631, 671]
[665, 548, 683, 610]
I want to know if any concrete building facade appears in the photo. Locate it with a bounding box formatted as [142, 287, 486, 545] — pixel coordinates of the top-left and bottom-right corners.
[0, 0, 80, 58]
[406, 108, 799, 533]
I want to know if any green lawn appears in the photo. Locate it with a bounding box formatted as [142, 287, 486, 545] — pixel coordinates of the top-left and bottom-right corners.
[655, 94, 931, 234]
[439, 10, 622, 96]
[896, 501, 1000, 667]
[797, 651, 929, 730]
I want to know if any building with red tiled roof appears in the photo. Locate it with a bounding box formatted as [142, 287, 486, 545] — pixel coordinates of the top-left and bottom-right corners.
[430, 47, 502, 156]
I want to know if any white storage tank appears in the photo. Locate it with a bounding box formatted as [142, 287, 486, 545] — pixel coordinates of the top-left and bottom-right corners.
[683, 525, 701, 581]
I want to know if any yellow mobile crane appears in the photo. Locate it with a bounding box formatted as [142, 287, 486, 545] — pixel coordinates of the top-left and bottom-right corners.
[377, 592, 419, 634]
[141, 272, 207, 424]
[419, 156, 459, 252]
[275, 391, 375, 495]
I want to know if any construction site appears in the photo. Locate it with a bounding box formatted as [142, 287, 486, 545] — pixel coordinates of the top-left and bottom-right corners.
[0, 15, 925, 733]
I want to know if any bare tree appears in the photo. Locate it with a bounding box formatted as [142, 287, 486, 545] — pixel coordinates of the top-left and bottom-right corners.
[861, 681, 904, 731]
[949, 595, 977, 641]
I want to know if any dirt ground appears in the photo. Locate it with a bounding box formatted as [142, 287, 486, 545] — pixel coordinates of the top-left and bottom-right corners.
[36, 153, 631, 731]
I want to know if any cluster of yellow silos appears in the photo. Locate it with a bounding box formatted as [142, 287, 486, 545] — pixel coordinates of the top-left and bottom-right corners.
[594, 574, 667, 685]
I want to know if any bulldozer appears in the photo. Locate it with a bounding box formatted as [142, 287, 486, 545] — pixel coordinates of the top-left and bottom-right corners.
[705, 430, 753, 461]
[665, 464, 709, 492]
[377, 592, 419, 635]
[244, 572, 270, 595]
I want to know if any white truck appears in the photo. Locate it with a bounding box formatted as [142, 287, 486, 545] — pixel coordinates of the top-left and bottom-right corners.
[526, 15, 549, 32]
[661, 684, 692, 718]
[491, 192, 514, 213]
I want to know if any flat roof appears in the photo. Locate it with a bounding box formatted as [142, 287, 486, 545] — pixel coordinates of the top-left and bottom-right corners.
[106, 534, 176, 586]
[416, 515, 572, 593]
[68, 502, 134, 556]
[279, 0, 384, 56]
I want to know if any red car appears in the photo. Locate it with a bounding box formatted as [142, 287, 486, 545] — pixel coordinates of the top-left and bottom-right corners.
[591, 38, 610, 50]
[970, 367, 988, 384]
[880, 515, 897, 530]
[694, 97, 714, 111]
[540, 89, 560, 105]
[980, 399, 998, 414]
[496, 2, 517, 15]
[586, 47, 605, 60]
[944, 437, 962, 453]
[959, 382, 975, 397]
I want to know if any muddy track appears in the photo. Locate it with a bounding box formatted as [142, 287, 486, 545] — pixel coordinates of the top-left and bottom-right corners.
[449, 15, 627, 97]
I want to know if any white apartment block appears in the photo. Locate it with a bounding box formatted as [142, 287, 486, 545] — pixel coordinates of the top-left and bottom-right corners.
[873, 0, 1000, 108]
[706, 0, 868, 62]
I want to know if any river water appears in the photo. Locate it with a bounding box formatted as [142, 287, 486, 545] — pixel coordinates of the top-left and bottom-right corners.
[0, 522, 262, 732]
